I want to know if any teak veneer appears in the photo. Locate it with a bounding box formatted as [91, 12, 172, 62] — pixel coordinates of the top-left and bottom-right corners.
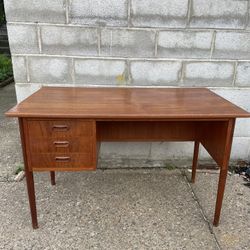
[5, 86, 250, 229]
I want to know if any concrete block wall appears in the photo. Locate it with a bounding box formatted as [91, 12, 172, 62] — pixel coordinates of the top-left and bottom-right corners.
[4, 0, 250, 163]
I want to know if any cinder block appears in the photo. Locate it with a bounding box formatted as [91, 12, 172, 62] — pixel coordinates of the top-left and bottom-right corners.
[131, 0, 188, 27]
[231, 137, 250, 160]
[213, 32, 250, 59]
[150, 142, 194, 160]
[3, 0, 66, 23]
[183, 62, 234, 86]
[101, 29, 155, 57]
[190, 0, 248, 29]
[15, 83, 41, 103]
[157, 31, 213, 58]
[29, 57, 72, 84]
[100, 142, 151, 159]
[235, 119, 250, 137]
[101, 138, 250, 161]
[235, 62, 250, 87]
[199, 144, 211, 160]
[7, 24, 39, 54]
[69, 0, 128, 26]
[130, 61, 181, 86]
[211, 88, 250, 137]
[41, 26, 98, 56]
[11, 56, 27, 83]
[74, 59, 127, 85]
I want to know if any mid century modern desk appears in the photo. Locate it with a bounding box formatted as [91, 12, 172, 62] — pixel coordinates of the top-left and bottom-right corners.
[5, 87, 250, 229]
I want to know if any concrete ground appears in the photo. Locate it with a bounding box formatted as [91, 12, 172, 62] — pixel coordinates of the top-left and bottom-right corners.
[0, 83, 249, 250]
[0, 83, 22, 181]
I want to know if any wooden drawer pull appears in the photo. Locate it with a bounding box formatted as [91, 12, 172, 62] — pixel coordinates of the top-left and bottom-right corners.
[53, 141, 69, 148]
[52, 125, 69, 131]
[55, 156, 71, 162]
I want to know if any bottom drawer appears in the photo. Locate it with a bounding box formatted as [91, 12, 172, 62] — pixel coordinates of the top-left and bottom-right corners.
[30, 153, 94, 170]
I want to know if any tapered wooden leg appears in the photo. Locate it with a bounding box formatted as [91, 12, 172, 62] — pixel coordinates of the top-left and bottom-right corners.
[19, 118, 38, 229]
[213, 169, 227, 226]
[191, 141, 199, 183]
[50, 171, 55, 185]
[213, 119, 235, 226]
[25, 170, 38, 229]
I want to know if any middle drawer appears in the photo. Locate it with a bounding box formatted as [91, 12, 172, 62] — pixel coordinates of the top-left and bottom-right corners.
[29, 137, 93, 153]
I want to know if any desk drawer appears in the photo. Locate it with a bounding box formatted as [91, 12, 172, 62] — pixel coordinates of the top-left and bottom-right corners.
[29, 137, 93, 153]
[27, 119, 94, 138]
[30, 153, 94, 170]
[24, 119, 97, 171]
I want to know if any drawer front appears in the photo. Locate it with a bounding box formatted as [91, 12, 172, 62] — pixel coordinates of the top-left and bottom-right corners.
[29, 137, 93, 153]
[30, 153, 94, 170]
[27, 120, 94, 138]
[24, 119, 97, 171]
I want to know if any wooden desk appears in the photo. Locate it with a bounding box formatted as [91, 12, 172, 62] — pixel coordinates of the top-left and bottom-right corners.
[6, 87, 250, 229]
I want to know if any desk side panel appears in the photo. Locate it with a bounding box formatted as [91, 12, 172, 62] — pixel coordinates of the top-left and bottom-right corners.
[199, 120, 235, 167]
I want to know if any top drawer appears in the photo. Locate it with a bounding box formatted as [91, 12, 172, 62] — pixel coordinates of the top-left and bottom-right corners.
[27, 119, 94, 138]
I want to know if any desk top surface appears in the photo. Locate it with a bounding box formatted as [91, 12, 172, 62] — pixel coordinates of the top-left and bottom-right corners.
[5, 87, 250, 119]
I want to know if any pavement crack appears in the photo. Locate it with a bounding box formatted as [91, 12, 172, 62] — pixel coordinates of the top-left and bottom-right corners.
[181, 170, 222, 250]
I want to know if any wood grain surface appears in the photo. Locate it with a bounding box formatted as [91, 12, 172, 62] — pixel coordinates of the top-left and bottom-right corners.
[23, 119, 97, 171]
[5, 87, 250, 119]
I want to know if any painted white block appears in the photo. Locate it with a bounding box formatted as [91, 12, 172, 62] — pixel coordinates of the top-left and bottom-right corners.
[7, 24, 39, 54]
[29, 57, 72, 84]
[130, 61, 182, 86]
[190, 0, 248, 29]
[101, 29, 155, 57]
[131, 0, 188, 28]
[11, 56, 27, 83]
[184, 62, 234, 86]
[150, 142, 194, 160]
[15, 83, 41, 103]
[235, 62, 250, 87]
[41, 26, 98, 56]
[69, 0, 128, 26]
[214, 32, 250, 59]
[74, 59, 127, 85]
[231, 137, 250, 160]
[100, 142, 151, 159]
[158, 31, 213, 58]
[4, 0, 66, 23]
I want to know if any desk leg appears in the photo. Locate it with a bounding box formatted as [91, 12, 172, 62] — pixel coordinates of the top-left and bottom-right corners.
[213, 119, 235, 226]
[191, 141, 199, 183]
[19, 118, 38, 229]
[213, 169, 228, 226]
[50, 171, 56, 185]
[25, 170, 38, 229]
